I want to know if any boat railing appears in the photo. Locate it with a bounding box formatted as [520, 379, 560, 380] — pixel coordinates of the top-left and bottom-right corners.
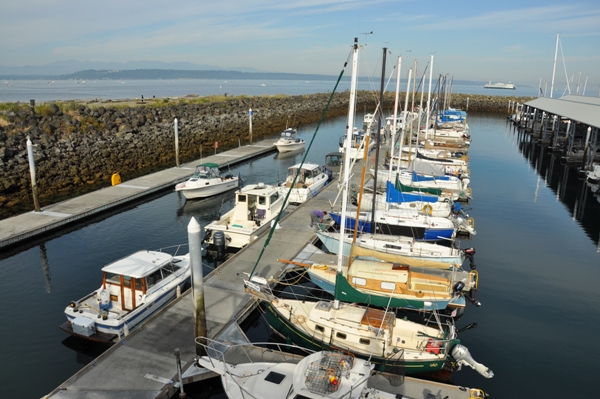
[157, 243, 189, 257]
[194, 336, 314, 368]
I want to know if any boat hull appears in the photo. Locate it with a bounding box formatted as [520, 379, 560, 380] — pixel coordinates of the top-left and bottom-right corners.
[177, 178, 240, 199]
[260, 301, 450, 375]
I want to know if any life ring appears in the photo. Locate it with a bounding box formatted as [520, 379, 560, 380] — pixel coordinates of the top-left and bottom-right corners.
[467, 217, 475, 229]
[422, 204, 433, 215]
[292, 314, 306, 324]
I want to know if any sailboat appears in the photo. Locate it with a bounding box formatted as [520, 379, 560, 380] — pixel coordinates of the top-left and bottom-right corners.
[243, 38, 492, 379]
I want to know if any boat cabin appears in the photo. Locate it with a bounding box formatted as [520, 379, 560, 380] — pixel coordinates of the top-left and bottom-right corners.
[191, 163, 221, 180]
[284, 163, 323, 187]
[325, 152, 342, 177]
[232, 183, 282, 224]
[279, 128, 298, 141]
[99, 251, 183, 312]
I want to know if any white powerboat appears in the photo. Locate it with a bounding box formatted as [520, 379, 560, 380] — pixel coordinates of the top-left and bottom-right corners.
[175, 163, 241, 199]
[274, 128, 305, 153]
[60, 249, 191, 343]
[203, 182, 286, 250]
[196, 338, 488, 399]
[279, 162, 329, 204]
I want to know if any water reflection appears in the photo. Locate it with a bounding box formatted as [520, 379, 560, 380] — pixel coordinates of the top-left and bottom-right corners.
[509, 121, 600, 246]
[40, 243, 51, 293]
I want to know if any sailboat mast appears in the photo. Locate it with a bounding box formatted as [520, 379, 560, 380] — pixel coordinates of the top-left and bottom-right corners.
[425, 54, 434, 139]
[395, 68, 412, 172]
[370, 47, 387, 234]
[388, 56, 402, 183]
[550, 33, 559, 99]
[335, 37, 359, 310]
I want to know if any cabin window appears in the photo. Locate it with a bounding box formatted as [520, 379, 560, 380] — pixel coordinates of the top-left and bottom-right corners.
[384, 244, 402, 250]
[351, 277, 367, 286]
[359, 338, 371, 345]
[264, 371, 286, 384]
[105, 272, 121, 285]
[380, 281, 396, 291]
[122, 276, 132, 288]
[270, 193, 279, 204]
[134, 278, 143, 290]
[238, 194, 247, 202]
[336, 332, 347, 339]
[161, 263, 176, 277]
[258, 196, 266, 205]
[315, 325, 324, 332]
[146, 270, 163, 288]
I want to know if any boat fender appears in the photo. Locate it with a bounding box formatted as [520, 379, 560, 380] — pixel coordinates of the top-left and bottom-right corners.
[425, 338, 441, 355]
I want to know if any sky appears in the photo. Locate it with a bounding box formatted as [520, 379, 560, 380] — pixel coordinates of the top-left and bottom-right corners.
[1, 0, 599, 88]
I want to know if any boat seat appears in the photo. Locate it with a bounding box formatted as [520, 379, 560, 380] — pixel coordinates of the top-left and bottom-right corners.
[256, 209, 266, 220]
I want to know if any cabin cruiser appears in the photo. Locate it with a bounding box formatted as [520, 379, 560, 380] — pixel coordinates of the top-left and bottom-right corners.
[60, 249, 191, 343]
[203, 182, 286, 250]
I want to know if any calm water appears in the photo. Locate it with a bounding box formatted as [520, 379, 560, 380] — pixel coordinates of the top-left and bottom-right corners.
[0, 88, 599, 398]
[0, 78, 540, 103]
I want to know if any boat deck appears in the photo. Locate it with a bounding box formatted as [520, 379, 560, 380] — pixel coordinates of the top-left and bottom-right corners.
[0, 140, 276, 251]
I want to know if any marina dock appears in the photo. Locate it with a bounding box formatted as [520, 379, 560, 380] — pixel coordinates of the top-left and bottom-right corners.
[0, 140, 276, 251]
[44, 162, 342, 398]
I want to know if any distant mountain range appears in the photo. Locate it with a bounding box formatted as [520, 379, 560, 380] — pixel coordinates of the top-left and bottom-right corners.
[0, 60, 265, 78]
[0, 60, 506, 87]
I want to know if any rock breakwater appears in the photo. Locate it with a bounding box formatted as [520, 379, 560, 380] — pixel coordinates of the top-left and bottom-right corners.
[0, 92, 533, 219]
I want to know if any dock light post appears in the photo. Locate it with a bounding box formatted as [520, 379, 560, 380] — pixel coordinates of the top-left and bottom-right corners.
[174, 348, 186, 398]
[188, 217, 207, 356]
[174, 118, 180, 167]
[27, 137, 41, 212]
[248, 108, 253, 145]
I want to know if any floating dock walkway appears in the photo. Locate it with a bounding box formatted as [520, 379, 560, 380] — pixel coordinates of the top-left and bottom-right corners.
[0, 140, 276, 251]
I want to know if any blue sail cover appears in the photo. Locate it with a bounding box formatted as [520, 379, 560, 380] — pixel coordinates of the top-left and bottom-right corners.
[386, 181, 438, 203]
[411, 171, 452, 182]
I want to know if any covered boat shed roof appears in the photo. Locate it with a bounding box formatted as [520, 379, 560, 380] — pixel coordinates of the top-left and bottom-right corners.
[525, 95, 600, 129]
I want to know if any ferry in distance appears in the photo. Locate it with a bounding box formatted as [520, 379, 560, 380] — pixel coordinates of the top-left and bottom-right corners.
[484, 81, 516, 89]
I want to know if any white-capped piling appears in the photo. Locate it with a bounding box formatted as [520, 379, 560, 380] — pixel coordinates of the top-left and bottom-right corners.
[248, 108, 253, 144]
[27, 137, 41, 212]
[188, 217, 207, 355]
[174, 118, 180, 167]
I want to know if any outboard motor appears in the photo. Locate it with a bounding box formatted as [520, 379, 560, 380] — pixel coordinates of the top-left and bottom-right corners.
[213, 231, 227, 260]
[456, 215, 476, 236]
[453, 281, 465, 293]
[451, 344, 494, 378]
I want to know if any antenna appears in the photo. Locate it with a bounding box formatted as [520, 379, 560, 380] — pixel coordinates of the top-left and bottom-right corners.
[361, 31, 373, 45]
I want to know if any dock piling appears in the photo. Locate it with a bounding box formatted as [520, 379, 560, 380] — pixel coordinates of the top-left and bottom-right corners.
[27, 137, 41, 212]
[188, 217, 207, 356]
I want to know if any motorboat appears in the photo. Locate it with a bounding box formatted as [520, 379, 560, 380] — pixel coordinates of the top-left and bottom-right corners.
[203, 182, 286, 250]
[196, 338, 489, 399]
[484, 81, 516, 89]
[274, 128, 305, 153]
[60, 249, 191, 343]
[278, 162, 329, 204]
[175, 163, 241, 199]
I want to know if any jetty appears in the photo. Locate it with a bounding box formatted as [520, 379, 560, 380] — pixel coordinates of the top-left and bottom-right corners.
[0, 140, 276, 251]
[43, 152, 344, 398]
